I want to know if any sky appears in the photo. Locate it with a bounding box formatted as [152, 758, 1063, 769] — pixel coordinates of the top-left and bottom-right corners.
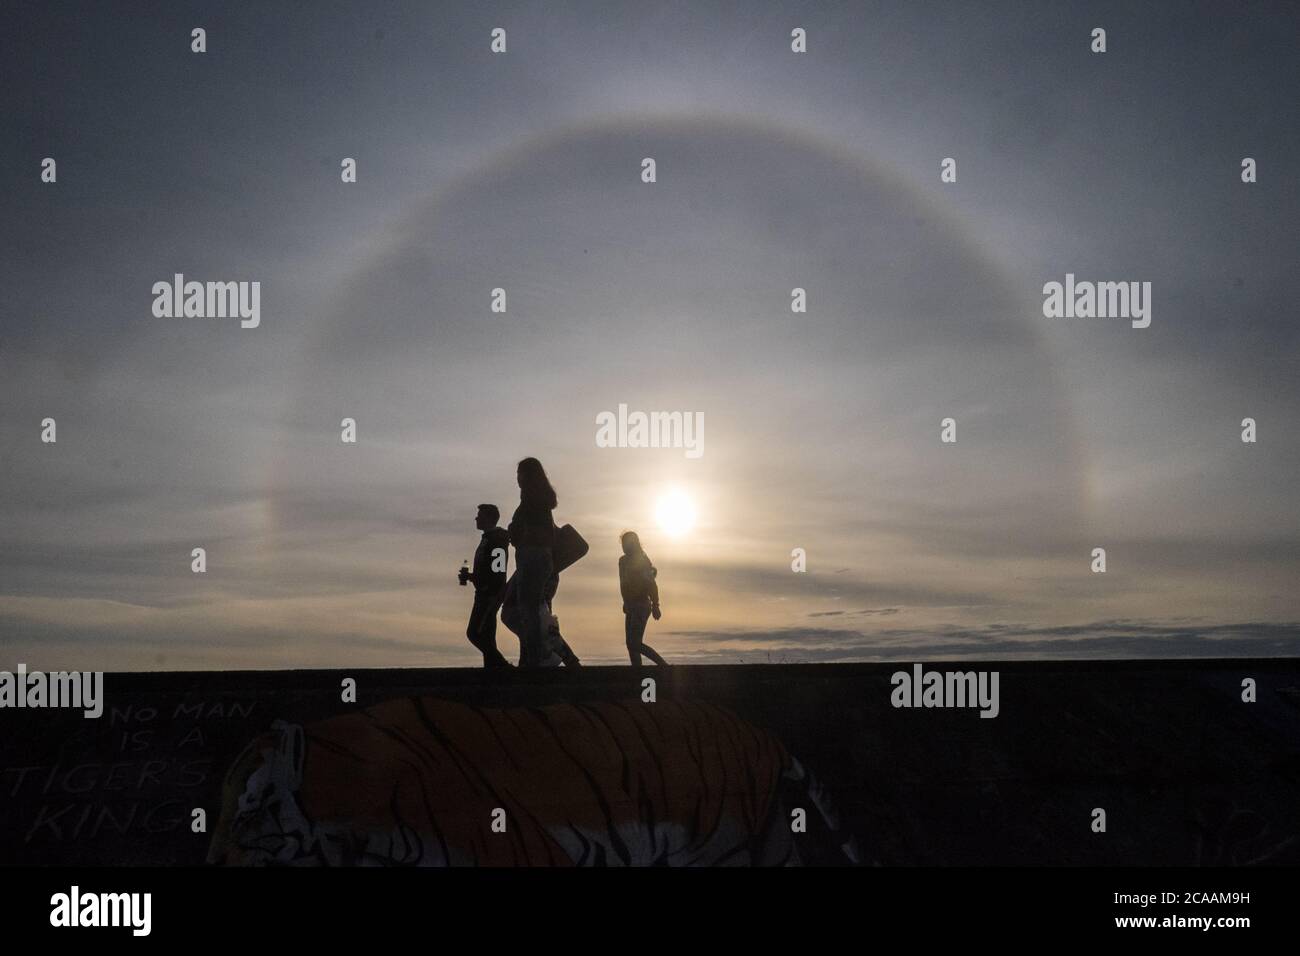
[1, 1, 1297, 669]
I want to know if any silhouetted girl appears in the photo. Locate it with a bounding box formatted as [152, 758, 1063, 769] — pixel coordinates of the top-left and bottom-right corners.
[619, 531, 667, 666]
[508, 458, 558, 667]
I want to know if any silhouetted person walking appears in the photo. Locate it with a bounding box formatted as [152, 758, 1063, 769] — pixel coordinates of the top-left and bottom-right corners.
[460, 504, 511, 668]
[542, 568, 582, 668]
[508, 458, 559, 667]
[619, 531, 668, 666]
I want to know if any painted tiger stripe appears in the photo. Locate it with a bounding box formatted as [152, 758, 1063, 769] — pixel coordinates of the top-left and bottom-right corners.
[212, 697, 808, 867]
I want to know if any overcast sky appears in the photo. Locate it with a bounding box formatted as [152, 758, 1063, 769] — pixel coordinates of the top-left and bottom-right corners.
[2, 1, 1297, 669]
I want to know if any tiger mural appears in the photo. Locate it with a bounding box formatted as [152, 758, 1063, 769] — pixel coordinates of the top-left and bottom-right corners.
[206, 696, 859, 866]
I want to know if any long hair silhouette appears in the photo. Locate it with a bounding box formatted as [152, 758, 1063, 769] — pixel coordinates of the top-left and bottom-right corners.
[517, 457, 557, 509]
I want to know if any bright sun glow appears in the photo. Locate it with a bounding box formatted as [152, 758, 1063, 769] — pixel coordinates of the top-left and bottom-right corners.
[655, 488, 697, 537]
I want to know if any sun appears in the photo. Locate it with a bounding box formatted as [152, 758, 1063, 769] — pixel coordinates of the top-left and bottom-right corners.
[655, 487, 697, 537]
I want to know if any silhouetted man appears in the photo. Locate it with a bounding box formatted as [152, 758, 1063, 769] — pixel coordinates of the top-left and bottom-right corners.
[460, 504, 511, 668]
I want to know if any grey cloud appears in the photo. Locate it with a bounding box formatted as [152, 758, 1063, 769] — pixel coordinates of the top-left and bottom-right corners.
[669, 620, 1300, 662]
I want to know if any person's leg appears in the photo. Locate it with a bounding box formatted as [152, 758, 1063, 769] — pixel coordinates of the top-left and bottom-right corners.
[542, 589, 580, 667]
[624, 614, 637, 665]
[467, 593, 490, 658]
[553, 634, 580, 667]
[514, 549, 538, 666]
[515, 547, 552, 667]
[639, 643, 669, 666]
[547, 613, 581, 667]
[467, 593, 507, 667]
[625, 605, 650, 665]
[482, 595, 510, 668]
[498, 573, 525, 664]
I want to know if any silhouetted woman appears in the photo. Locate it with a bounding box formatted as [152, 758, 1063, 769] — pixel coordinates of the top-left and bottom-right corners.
[619, 531, 668, 666]
[508, 458, 559, 667]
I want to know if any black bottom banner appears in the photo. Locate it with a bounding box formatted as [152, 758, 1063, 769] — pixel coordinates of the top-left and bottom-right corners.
[3, 865, 1284, 943]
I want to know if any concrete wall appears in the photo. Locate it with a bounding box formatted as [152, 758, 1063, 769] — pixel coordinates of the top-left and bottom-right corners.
[2, 661, 1298, 865]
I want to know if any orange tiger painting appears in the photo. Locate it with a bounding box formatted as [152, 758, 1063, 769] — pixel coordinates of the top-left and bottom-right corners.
[207, 696, 860, 866]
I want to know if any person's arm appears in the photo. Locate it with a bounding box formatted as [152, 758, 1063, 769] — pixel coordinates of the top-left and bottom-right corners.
[469, 540, 488, 585]
[618, 557, 629, 612]
[647, 565, 661, 618]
